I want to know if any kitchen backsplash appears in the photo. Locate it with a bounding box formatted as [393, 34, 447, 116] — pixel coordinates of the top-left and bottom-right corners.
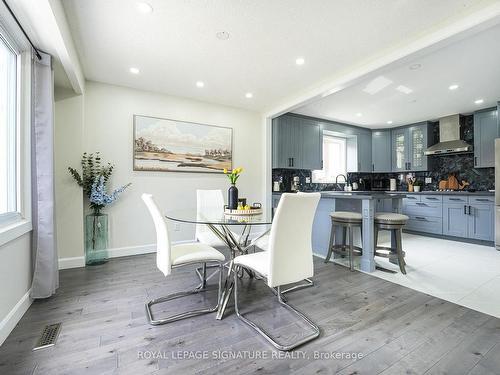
[272, 155, 494, 192]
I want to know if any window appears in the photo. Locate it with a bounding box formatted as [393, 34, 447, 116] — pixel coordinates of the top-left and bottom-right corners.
[0, 33, 17, 219]
[312, 135, 347, 183]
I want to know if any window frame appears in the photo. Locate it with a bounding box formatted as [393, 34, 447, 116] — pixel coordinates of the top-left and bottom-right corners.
[312, 134, 347, 184]
[0, 15, 32, 246]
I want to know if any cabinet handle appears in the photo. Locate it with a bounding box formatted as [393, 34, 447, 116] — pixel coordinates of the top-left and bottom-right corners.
[288, 158, 291, 167]
[426, 197, 438, 200]
[464, 205, 467, 214]
[416, 202, 427, 206]
[476, 198, 491, 202]
[415, 216, 427, 221]
[468, 205, 471, 215]
[408, 162, 411, 170]
[372, 164, 374, 172]
[407, 196, 417, 200]
[449, 198, 463, 201]
[474, 157, 478, 166]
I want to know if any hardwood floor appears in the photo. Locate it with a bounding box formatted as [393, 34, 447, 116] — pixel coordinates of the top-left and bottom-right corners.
[1, 254, 500, 375]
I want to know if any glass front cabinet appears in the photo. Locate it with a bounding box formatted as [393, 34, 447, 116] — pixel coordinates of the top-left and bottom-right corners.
[391, 122, 430, 172]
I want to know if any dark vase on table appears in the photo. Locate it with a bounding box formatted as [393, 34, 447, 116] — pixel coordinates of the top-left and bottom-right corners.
[228, 184, 238, 209]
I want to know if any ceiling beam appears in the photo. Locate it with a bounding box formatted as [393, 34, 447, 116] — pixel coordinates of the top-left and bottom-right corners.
[265, 1, 500, 119]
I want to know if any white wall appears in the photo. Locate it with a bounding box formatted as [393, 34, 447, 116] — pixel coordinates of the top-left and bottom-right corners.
[0, 233, 32, 344]
[81, 81, 264, 251]
[54, 90, 85, 263]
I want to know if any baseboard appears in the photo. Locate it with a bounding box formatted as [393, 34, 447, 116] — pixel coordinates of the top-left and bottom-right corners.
[313, 251, 327, 260]
[0, 289, 32, 346]
[58, 240, 196, 270]
[58, 256, 85, 270]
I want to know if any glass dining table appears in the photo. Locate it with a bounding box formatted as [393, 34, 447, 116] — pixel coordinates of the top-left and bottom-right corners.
[165, 207, 272, 320]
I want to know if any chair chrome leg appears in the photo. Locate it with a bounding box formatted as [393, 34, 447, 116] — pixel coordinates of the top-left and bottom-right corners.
[146, 262, 223, 326]
[195, 264, 220, 285]
[280, 278, 314, 294]
[234, 266, 320, 351]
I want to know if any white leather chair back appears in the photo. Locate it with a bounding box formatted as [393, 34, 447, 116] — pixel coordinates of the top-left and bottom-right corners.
[268, 192, 320, 288]
[196, 189, 225, 242]
[142, 193, 171, 276]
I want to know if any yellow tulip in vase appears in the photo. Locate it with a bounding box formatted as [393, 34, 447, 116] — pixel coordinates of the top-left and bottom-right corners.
[223, 167, 243, 209]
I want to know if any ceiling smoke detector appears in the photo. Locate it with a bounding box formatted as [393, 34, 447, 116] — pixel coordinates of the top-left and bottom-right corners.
[216, 31, 230, 40]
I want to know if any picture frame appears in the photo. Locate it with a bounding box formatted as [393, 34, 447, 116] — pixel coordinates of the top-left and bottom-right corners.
[133, 115, 233, 174]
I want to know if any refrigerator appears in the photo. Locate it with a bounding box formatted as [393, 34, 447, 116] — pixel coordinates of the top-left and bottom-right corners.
[495, 139, 500, 250]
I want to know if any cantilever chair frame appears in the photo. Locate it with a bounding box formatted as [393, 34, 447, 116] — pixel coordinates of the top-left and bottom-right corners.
[233, 263, 320, 351]
[145, 259, 224, 326]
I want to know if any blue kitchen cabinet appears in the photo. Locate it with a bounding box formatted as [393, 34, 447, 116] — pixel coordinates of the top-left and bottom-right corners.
[357, 132, 372, 172]
[442, 202, 469, 238]
[272, 115, 322, 170]
[391, 127, 408, 172]
[474, 108, 499, 168]
[371, 130, 391, 172]
[468, 197, 495, 241]
[391, 122, 430, 172]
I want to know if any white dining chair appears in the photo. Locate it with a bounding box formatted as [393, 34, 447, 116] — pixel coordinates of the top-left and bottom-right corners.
[196, 189, 227, 247]
[142, 193, 225, 325]
[251, 192, 314, 293]
[233, 192, 321, 351]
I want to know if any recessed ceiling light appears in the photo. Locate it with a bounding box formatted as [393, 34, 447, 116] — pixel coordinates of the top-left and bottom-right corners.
[196, 81, 204, 88]
[245, 92, 253, 99]
[396, 85, 413, 94]
[355, 113, 362, 117]
[216, 31, 230, 40]
[129, 67, 140, 74]
[409, 63, 421, 70]
[449, 84, 459, 90]
[136, 2, 153, 13]
[295, 57, 305, 66]
[474, 99, 484, 104]
[387, 120, 393, 124]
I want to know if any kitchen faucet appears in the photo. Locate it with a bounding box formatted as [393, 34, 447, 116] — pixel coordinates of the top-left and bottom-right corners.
[335, 174, 347, 191]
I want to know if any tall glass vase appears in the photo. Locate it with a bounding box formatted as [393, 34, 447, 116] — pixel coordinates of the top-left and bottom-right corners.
[85, 213, 109, 265]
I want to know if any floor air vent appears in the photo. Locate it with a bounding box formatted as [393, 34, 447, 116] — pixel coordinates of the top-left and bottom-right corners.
[33, 323, 62, 351]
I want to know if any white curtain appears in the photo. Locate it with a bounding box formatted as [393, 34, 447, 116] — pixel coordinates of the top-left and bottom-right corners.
[30, 51, 58, 298]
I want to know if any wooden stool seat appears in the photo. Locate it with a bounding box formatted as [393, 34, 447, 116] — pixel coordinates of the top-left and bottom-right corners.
[330, 211, 362, 223]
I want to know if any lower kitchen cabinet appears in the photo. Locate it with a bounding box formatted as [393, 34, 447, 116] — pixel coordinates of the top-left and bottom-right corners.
[468, 202, 494, 241]
[404, 194, 494, 242]
[442, 203, 469, 238]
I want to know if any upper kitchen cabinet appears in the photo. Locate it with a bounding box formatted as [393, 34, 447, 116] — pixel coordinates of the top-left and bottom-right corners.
[357, 132, 372, 172]
[391, 122, 430, 172]
[371, 130, 391, 172]
[473, 107, 499, 168]
[272, 115, 322, 170]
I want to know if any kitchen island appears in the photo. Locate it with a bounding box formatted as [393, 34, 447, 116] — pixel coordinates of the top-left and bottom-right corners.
[312, 191, 405, 273]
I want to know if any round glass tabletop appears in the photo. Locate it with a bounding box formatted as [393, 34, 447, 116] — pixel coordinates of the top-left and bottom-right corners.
[165, 207, 272, 226]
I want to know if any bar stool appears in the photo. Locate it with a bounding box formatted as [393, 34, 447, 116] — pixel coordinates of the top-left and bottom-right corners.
[374, 212, 409, 274]
[325, 211, 362, 271]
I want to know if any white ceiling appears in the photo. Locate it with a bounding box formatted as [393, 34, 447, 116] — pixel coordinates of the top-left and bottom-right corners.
[60, 0, 499, 112]
[293, 22, 500, 128]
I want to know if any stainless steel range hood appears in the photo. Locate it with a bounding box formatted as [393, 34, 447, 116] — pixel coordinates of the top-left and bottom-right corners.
[424, 114, 472, 155]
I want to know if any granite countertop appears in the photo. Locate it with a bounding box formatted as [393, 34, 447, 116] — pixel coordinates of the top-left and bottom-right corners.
[272, 190, 495, 196]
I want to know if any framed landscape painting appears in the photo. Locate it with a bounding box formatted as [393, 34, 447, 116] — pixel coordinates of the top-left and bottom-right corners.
[133, 115, 232, 173]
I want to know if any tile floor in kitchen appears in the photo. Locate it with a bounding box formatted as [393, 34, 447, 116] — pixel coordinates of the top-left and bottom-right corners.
[332, 233, 500, 318]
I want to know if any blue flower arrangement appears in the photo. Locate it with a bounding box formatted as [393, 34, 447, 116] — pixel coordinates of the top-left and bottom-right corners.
[89, 176, 131, 214]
